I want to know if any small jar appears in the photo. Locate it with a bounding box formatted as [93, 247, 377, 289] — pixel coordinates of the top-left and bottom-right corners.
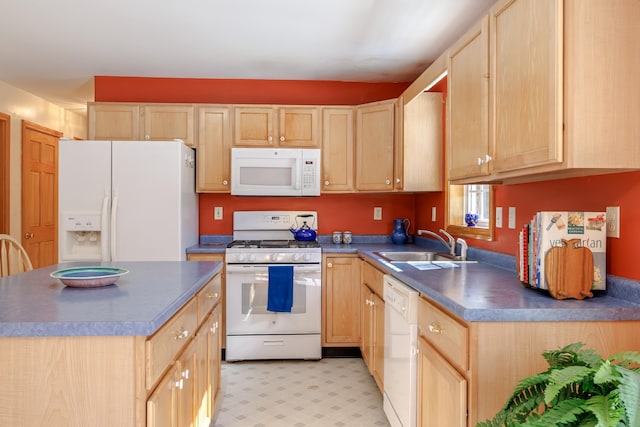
[342, 231, 353, 244]
[332, 231, 343, 244]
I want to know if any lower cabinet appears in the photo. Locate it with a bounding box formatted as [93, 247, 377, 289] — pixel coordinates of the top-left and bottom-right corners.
[360, 261, 385, 391]
[417, 337, 467, 427]
[147, 273, 223, 427]
[417, 294, 640, 426]
[322, 255, 361, 346]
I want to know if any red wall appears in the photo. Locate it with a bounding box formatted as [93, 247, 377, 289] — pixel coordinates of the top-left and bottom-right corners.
[95, 77, 640, 281]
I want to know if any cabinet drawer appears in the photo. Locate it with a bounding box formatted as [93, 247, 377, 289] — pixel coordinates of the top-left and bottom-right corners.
[197, 274, 222, 323]
[362, 261, 384, 297]
[146, 298, 198, 389]
[418, 296, 468, 372]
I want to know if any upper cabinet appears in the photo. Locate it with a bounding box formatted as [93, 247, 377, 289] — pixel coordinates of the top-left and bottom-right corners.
[87, 102, 195, 147]
[196, 106, 231, 192]
[401, 92, 443, 191]
[88, 103, 140, 140]
[355, 100, 396, 191]
[321, 107, 354, 192]
[233, 106, 320, 147]
[449, 0, 640, 184]
[447, 16, 490, 181]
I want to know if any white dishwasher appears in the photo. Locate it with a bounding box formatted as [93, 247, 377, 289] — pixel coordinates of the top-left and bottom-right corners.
[383, 274, 418, 427]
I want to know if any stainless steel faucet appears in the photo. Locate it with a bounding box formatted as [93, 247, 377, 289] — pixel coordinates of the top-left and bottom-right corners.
[417, 229, 455, 255]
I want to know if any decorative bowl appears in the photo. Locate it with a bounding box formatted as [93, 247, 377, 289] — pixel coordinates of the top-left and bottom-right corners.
[465, 213, 479, 227]
[50, 267, 129, 288]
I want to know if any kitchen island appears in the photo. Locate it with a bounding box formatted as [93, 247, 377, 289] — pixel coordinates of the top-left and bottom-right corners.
[0, 261, 222, 427]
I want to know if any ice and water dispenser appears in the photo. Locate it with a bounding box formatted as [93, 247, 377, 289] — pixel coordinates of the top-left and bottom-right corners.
[60, 213, 104, 261]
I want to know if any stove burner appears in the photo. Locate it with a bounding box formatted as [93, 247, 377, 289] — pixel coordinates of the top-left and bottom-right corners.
[227, 239, 320, 249]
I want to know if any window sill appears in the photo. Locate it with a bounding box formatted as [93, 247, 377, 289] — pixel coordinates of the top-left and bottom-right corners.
[446, 224, 493, 241]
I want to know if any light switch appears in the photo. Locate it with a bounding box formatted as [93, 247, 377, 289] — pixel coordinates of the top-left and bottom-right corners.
[431, 206, 437, 222]
[606, 206, 620, 238]
[508, 207, 516, 229]
[374, 207, 383, 220]
[495, 207, 503, 228]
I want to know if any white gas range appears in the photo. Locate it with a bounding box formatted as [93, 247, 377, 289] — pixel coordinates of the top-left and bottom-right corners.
[225, 211, 322, 361]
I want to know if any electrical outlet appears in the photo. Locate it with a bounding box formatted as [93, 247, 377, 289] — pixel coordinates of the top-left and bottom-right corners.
[495, 207, 503, 228]
[508, 207, 516, 229]
[214, 206, 223, 220]
[373, 207, 382, 220]
[431, 206, 437, 222]
[606, 206, 620, 238]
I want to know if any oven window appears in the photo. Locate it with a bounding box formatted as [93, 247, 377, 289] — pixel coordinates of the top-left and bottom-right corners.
[240, 272, 318, 314]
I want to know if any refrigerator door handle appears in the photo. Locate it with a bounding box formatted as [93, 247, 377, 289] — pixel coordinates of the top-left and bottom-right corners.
[100, 191, 110, 261]
[110, 191, 119, 261]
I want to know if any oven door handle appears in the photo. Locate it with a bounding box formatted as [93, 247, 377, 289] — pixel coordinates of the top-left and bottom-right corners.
[226, 264, 321, 273]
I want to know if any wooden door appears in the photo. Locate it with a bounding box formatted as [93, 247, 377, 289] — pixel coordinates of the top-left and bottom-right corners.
[147, 365, 179, 427]
[21, 121, 61, 268]
[490, 0, 563, 172]
[321, 108, 354, 192]
[278, 107, 320, 147]
[233, 107, 275, 146]
[141, 105, 195, 147]
[355, 100, 395, 191]
[448, 15, 491, 180]
[324, 256, 361, 345]
[417, 337, 467, 427]
[177, 340, 197, 427]
[0, 113, 9, 234]
[196, 106, 231, 192]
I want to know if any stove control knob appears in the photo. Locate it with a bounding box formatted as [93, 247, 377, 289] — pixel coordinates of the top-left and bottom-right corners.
[270, 253, 278, 262]
[292, 253, 300, 261]
[236, 254, 246, 263]
[248, 254, 257, 262]
[303, 253, 311, 261]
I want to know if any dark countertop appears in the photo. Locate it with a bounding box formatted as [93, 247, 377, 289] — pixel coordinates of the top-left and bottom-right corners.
[187, 234, 640, 323]
[0, 261, 222, 337]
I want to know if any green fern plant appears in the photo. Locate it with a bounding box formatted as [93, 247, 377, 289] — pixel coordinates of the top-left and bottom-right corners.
[477, 342, 640, 427]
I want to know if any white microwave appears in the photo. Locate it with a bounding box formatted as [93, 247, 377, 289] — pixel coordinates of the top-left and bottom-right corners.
[231, 148, 321, 196]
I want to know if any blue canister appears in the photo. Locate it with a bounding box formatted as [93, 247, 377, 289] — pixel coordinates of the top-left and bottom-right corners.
[391, 218, 410, 244]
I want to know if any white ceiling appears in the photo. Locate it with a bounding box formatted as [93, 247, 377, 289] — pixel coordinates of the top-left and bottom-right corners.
[0, 0, 494, 114]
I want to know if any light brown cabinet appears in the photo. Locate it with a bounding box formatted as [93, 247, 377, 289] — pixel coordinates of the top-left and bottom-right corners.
[416, 293, 640, 426]
[360, 261, 384, 391]
[321, 107, 354, 192]
[233, 106, 320, 147]
[196, 106, 231, 192]
[322, 255, 361, 346]
[355, 100, 396, 191]
[448, 0, 640, 184]
[87, 102, 195, 147]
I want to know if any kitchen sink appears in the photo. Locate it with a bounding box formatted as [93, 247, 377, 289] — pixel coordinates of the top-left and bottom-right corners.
[374, 251, 475, 263]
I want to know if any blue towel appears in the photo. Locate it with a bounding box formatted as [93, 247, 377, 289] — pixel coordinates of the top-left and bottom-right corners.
[267, 266, 294, 312]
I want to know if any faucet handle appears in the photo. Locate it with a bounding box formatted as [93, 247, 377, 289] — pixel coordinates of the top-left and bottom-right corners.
[439, 229, 456, 254]
[456, 238, 468, 260]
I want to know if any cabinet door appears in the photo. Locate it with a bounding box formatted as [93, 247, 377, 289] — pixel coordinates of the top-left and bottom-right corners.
[88, 103, 140, 140]
[355, 100, 395, 191]
[371, 291, 384, 391]
[402, 92, 443, 191]
[141, 105, 195, 147]
[147, 364, 178, 427]
[417, 337, 467, 427]
[278, 107, 320, 147]
[324, 256, 361, 345]
[233, 107, 275, 146]
[448, 15, 491, 180]
[490, 0, 563, 173]
[195, 321, 209, 427]
[361, 284, 373, 369]
[197, 106, 231, 192]
[210, 305, 222, 405]
[321, 108, 354, 192]
[176, 340, 197, 427]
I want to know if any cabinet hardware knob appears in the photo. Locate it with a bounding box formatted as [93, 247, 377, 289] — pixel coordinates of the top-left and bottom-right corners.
[280, 136, 285, 142]
[174, 329, 189, 340]
[385, 179, 391, 185]
[428, 322, 444, 334]
[222, 180, 228, 186]
[145, 135, 150, 140]
[477, 157, 483, 165]
[396, 178, 401, 183]
[324, 180, 330, 186]
[268, 136, 273, 143]
[327, 263, 332, 268]
[24, 232, 34, 240]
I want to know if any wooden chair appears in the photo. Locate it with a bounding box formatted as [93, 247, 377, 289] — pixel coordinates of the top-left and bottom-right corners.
[0, 234, 34, 278]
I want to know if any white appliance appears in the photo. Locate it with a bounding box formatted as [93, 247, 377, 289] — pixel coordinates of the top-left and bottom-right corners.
[58, 139, 198, 262]
[383, 274, 419, 427]
[225, 211, 322, 361]
[231, 148, 321, 196]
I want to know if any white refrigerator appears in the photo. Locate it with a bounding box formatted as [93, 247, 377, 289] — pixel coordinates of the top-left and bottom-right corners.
[58, 139, 198, 262]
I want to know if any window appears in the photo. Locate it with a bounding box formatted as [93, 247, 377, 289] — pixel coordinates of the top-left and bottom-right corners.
[446, 184, 494, 240]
